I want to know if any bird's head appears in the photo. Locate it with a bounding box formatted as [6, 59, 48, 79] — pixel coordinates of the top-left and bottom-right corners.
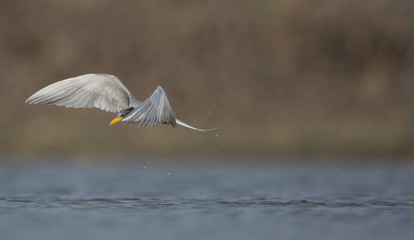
[109, 107, 135, 126]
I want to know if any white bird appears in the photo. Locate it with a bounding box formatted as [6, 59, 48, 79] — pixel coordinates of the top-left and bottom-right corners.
[25, 73, 217, 132]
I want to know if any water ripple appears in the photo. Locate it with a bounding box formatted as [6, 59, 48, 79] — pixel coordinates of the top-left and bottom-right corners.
[1, 197, 413, 209]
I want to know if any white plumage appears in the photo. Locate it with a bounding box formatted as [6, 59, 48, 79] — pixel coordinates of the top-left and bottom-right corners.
[26, 73, 217, 132]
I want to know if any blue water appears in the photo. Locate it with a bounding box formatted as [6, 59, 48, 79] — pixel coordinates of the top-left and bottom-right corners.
[0, 160, 413, 240]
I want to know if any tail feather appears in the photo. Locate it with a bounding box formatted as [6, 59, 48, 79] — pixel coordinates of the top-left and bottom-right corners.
[176, 119, 220, 132]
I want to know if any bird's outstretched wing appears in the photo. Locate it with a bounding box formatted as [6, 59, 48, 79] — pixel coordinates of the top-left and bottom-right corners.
[25, 73, 132, 113]
[124, 86, 177, 128]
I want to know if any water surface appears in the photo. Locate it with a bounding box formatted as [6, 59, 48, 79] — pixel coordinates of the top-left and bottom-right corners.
[0, 161, 413, 240]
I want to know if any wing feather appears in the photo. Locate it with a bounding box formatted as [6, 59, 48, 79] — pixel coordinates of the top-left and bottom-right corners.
[25, 73, 132, 113]
[124, 86, 176, 127]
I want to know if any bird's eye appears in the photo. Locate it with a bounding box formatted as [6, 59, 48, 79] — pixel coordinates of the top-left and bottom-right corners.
[120, 107, 135, 117]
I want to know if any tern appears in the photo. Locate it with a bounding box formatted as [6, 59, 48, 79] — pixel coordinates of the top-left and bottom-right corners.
[25, 73, 217, 132]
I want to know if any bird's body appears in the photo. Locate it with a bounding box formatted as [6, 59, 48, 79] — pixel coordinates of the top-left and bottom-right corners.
[26, 73, 216, 132]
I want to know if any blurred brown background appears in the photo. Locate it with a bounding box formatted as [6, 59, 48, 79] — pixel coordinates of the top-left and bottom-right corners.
[1, 0, 413, 161]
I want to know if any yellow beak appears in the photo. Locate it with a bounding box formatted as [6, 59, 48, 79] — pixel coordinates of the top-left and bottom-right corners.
[109, 117, 123, 126]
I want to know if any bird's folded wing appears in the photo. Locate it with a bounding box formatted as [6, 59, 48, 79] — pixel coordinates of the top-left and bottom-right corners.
[124, 86, 176, 127]
[25, 74, 131, 113]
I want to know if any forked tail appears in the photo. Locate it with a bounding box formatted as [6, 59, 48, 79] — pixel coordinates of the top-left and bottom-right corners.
[176, 119, 221, 132]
